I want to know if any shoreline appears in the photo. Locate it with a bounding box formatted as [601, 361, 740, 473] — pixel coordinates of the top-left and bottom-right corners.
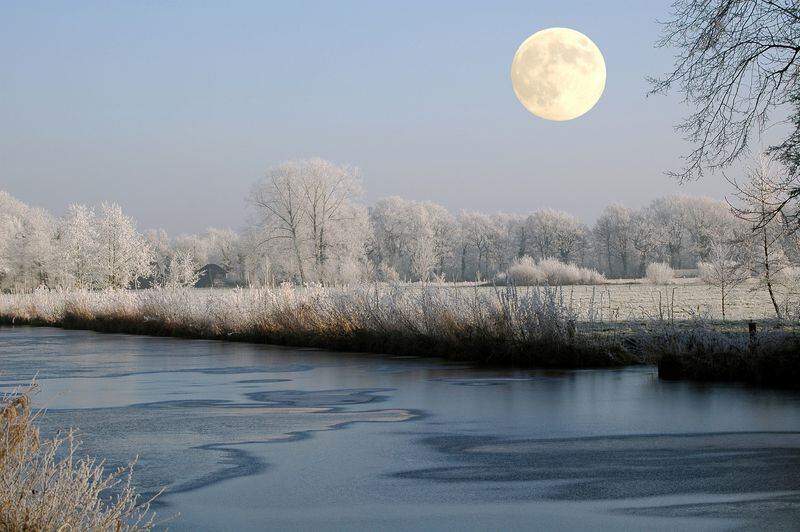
[3, 312, 798, 390]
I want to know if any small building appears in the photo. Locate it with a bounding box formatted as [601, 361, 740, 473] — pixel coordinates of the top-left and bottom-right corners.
[195, 263, 228, 288]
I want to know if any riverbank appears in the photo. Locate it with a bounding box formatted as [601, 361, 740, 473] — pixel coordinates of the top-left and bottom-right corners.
[1, 286, 798, 387]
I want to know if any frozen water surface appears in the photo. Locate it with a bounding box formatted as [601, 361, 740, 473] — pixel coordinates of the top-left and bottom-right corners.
[1, 326, 799, 531]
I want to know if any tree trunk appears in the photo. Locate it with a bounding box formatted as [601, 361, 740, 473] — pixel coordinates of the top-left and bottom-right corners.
[762, 227, 781, 318]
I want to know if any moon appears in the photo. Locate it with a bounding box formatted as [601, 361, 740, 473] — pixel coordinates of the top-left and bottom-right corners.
[511, 28, 606, 121]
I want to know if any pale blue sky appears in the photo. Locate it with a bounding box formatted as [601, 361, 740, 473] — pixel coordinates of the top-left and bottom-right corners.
[1, 1, 734, 233]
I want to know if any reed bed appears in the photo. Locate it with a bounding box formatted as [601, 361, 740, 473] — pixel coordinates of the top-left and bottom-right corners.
[1, 285, 798, 385]
[0, 285, 631, 367]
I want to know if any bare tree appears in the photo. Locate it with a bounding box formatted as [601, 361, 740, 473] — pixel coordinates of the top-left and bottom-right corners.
[299, 159, 362, 279]
[651, 0, 800, 182]
[699, 238, 751, 319]
[729, 154, 790, 316]
[249, 159, 363, 284]
[593, 205, 634, 277]
[248, 162, 310, 283]
[527, 209, 586, 263]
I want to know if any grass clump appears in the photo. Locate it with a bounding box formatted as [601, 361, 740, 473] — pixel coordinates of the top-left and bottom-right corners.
[0, 386, 157, 531]
[645, 262, 675, 285]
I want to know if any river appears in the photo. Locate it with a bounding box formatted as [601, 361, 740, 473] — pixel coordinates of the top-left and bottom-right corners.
[1, 326, 799, 530]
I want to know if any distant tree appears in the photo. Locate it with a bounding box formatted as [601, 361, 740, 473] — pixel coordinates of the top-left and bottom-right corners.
[630, 209, 659, 276]
[144, 229, 172, 287]
[526, 209, 586, 263]
[166, 249, 200, 288]
[699, 238, 751, 319]
[96, 203, 153, 289]
[682, 196, 736, 261]
[248, 162, 311, 283]
[593, 205, 634, 277]
[298, 159, 362, 279]
[369, 197, 454, 281]
[56, 204, 98, 289]
[649, 196, 691, 268]
[0, 192, 57, 292]
[457, 212, 502, 281]
[248, 159, 363, 284]
[651, 0, 800, 181]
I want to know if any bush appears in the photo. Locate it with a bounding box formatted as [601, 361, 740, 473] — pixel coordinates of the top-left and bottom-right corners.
[645, 262, 675, 284]
[504, 256, 605, 286]
[0, 387, 157, 531]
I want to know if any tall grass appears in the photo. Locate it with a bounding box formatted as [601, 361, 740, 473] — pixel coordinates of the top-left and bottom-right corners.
[0, 386, 157, 531]
[1, 285, 798, 386]
[645, 262, 675, 285]
[0, 285, 631, 368]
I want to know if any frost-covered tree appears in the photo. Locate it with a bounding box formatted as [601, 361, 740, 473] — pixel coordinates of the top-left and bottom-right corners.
[95, 203, 152, 289]
[457, 211, 503, 281]
[699, 238, 751, 320]
[651, 0, 800, 182]
[144, 229, 172, 287]
[730, 154, 792, 317]
[248, 162, 310, 283]
[248, 159, 365, 284]
[166, 249, 200, 288]
[526, 209, 586, 263]
[630, 209, 659, 277]
[56, 205, 98, 289]
[593, 205, 634, 277]
[0, 192, 56, 292]
[649, 196, 692, 268]
[369, 197, 454, 281]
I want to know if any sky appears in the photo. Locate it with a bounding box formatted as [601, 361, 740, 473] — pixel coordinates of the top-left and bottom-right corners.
[0, 0, 749, 234]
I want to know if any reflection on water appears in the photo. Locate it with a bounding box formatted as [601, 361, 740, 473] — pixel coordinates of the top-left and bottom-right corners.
[1, 326, 799, 531]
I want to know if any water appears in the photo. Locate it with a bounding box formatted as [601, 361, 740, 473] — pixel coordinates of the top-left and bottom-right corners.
[2, 326, 800, 531]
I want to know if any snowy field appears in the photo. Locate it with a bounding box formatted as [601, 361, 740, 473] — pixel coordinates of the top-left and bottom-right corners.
[545, 280, 790, 322]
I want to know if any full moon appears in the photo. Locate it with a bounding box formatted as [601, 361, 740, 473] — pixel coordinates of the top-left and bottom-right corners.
[511, 27, 606, 121]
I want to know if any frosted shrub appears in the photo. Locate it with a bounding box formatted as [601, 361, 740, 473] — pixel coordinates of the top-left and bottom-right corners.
[505, 256, 605, 286]
[537, 258, 605, 285]
[645, 262, 675, 284]
[1, 388, 157, 531]
[506, 256, 544, 285]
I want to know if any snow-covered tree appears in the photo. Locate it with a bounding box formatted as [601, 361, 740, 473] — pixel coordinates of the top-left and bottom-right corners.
[593, 205, 634, 277]
[526, 209, 586, 263]
[166, 249, 200, 288]
[56, 204, 98, 289]
[248, 159, 365, 284]
[730, 154, 792, 318]
[95, 203, 152, 289]
[699, 239, 751, 320]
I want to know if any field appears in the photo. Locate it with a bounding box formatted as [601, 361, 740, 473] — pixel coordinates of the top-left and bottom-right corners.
[547, 280, 790, 322]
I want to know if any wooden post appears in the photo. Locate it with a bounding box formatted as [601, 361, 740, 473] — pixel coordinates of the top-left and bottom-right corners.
[748, 321, 758, 351]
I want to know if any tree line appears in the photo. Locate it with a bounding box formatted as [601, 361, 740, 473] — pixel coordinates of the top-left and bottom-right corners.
[2, 157, 799, 293]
